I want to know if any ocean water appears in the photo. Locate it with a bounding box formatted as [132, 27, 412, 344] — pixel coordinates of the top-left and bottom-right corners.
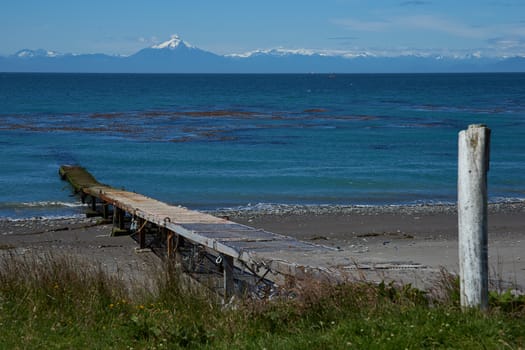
[0, 73, 524, 219]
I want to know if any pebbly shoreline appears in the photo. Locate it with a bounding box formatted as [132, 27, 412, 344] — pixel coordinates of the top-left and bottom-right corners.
[1, 200, 524, 291]
[210, 200, 525, 218]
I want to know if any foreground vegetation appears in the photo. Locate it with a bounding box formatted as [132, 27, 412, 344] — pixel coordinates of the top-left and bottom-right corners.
[0, 254, 523, 349]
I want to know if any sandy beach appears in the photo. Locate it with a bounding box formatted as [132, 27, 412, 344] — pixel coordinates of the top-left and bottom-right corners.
[221, 202, 525, 290]
[0, 217, 160, 291]
[1, 202, 524, 292]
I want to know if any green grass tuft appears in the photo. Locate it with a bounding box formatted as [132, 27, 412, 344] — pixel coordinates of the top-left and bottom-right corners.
[0, 253, 523, 349]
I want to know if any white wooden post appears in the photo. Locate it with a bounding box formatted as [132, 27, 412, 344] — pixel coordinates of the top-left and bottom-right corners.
[458, 124, 490, 309]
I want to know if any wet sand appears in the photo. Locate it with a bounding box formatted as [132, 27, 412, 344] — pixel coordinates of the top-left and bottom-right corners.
[1, 202, 524, 291]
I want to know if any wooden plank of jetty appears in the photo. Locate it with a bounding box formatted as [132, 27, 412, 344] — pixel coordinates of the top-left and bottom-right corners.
[59, 165, 342, 289]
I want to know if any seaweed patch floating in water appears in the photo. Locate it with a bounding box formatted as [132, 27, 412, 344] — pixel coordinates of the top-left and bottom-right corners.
[1, 73, 524, 218]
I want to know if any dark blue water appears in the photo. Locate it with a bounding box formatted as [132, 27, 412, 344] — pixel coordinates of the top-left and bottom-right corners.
[1, 73, 524, 218]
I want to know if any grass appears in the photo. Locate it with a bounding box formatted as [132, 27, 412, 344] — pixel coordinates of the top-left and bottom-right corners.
[0, 254, 524, 349]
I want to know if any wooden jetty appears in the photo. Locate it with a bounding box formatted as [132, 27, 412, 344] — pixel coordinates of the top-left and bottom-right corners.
[59, 165, 346, 297]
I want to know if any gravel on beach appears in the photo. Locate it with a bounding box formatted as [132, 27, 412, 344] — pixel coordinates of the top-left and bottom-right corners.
[1, 201, 524, 292]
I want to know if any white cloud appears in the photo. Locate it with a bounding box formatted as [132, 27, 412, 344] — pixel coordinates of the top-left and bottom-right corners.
[332, 14, 525, 57]
[335, 13, 525, 43]
[333, 18, 391, 32]
[400, 1, 432, 5]
[398, 15, 486, 38]
[136, 36, 159, 45]
[488, 36, 525, 50]
[334, 15, 487, 39]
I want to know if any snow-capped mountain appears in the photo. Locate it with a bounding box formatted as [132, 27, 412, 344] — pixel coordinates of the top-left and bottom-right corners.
[228, 47, 376, 59]
[229, 48, 323, 58]
[1, 35, 524, 73]
[150, 35, 194, 50]
[126, 35, 226, 72]
[13, 49, 61, 58]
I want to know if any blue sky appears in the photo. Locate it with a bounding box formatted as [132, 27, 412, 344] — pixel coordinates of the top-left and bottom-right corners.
[1, 0, 524, 57]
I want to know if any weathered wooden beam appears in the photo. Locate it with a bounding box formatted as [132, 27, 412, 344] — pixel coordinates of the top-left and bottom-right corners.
[458, 124, 490, 310]
[112, 207, 127, 236]
[91, 196, 97, 212]
[138, 217, 146, 249]
[222, 255, 235, 301]
[102, 203, 110, 219]
[166, 230, 174, 259]
[174, 235, 185, 265]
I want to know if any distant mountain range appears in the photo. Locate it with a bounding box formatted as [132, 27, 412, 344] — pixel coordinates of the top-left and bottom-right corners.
[1, 35, 524, 73]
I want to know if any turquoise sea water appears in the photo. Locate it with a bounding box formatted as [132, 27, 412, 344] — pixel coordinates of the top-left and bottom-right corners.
[0, 73, 524, 218]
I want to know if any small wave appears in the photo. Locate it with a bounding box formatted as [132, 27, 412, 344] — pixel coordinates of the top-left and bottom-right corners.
[0, 201, 85, 210]
[210, 202, 457, 216]
[0, 201, 87, 221]
[212, 199, 525, 217]
[490, 197, 525, 204]
[0, 213, 87, 222]
[215, 200, 460, 213]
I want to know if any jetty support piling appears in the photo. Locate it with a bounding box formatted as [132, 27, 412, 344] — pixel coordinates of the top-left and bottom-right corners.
[112, 207, 127, 236]
[166, 230, 175, 258]
[223, 255, 235, 300]
[102, 203, 110, 220]
[86, 195, 102, 218]
[138, 217, 146, 249]
[174, 235, 185, 265]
